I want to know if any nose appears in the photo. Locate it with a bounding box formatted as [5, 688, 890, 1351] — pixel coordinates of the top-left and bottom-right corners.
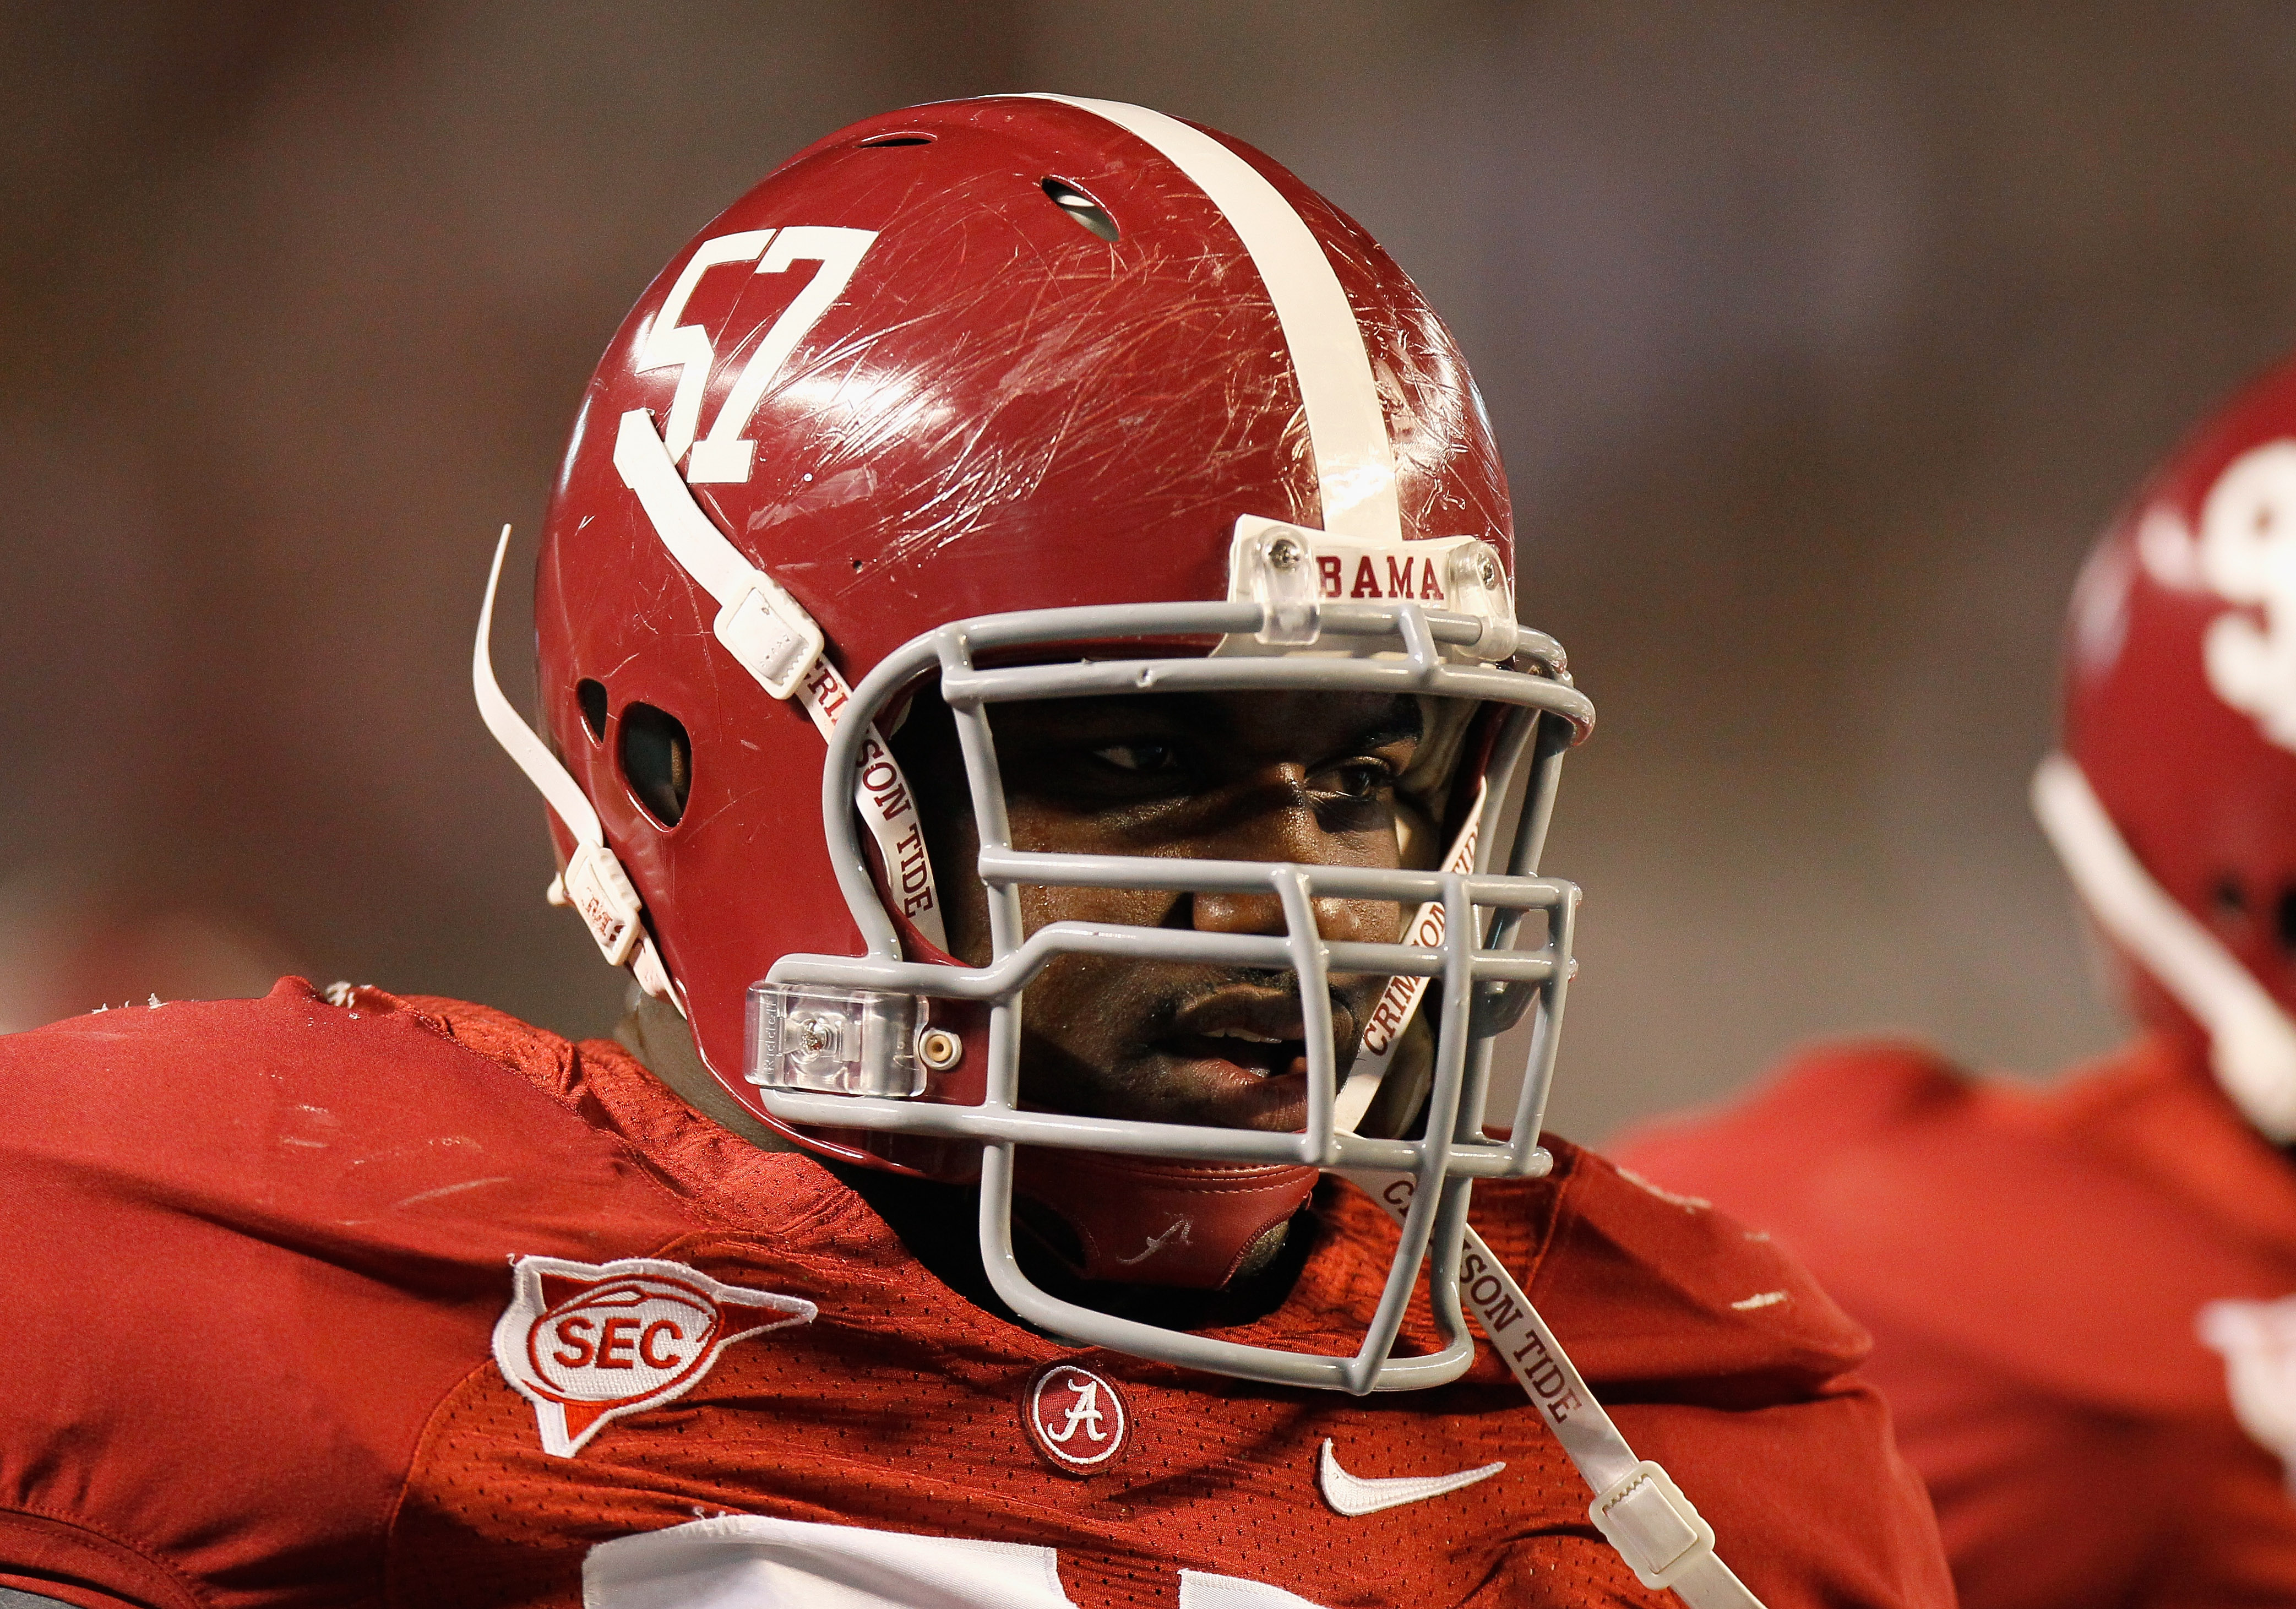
[1187, 769, 1400, 945]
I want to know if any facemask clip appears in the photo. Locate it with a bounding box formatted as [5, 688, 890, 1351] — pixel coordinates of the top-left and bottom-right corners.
[1235, 518, 1324, 646]
[1445, 540, 1519, 661]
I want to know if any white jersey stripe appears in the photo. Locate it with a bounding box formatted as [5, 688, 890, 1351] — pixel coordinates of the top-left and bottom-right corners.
[1033, 95, 1401, 543]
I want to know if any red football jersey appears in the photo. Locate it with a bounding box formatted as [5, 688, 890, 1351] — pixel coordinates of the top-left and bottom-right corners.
[0, 980, 1947, 1608]
[1618, 1034, 2296, 1608]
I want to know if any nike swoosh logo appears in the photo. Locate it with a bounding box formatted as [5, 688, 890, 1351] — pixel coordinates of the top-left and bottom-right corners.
[1316, 1438, 1505, 1517]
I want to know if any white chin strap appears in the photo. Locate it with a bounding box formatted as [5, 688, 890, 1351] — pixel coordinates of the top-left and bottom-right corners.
[1335, 792, 1763, 1606]
[2032, 752, 2296, 1141]
[474, 527, 679, 1009]
[1352, 1175, 1765, 1607]
[1335, 779, 1488, 1130]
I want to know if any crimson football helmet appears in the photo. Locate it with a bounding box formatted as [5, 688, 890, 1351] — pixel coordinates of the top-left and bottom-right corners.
[474, 95, 1592, 1391]
[2037, 352, 2296, 1141]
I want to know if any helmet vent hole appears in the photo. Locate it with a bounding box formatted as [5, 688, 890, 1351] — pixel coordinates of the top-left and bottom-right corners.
[859, 132, 934, 148]
[575, 679, 608, 743]
[618, 702, 693, 829]
[2276, 884, 2296, 953]
[1042, 177, 1119, 243]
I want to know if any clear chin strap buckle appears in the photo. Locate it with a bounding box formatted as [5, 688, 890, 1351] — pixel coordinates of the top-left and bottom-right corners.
[745, 983, 929, 1097]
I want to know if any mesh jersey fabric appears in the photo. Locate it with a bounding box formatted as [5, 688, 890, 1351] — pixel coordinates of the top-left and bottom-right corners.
[0, 979, 1949, 1608]
[1617, 1033, 2296, 1609]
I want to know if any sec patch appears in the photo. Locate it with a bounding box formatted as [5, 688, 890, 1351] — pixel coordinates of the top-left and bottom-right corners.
[493, 1254, 815, 1456]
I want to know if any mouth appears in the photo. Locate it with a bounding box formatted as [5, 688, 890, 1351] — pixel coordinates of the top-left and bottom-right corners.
[1152, 986, 1360, 1129]
[1165, 1025, 1309, 1078]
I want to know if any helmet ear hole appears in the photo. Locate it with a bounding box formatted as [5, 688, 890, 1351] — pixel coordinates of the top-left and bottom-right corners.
[618, 702, 693, 828]
[575, 678, 608, 742]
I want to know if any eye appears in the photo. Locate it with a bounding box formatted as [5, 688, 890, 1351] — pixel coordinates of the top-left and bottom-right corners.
[1092, 742, 1178, 773]
[1320, 759, 1397, 802]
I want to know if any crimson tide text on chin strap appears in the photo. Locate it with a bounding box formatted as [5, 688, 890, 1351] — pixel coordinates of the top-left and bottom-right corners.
[1350, 1171, 1768, 1609]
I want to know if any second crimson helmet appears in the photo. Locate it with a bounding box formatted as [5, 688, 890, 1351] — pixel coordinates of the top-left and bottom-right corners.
[2037, 353, 2296, 1140]
[474, 96, 1592, 1390]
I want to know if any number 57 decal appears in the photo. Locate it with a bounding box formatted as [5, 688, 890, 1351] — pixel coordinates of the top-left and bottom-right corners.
[632, 225, 877, 485]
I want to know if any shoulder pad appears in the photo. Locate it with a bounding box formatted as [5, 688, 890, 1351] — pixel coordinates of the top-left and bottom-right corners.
[1536, 1138, 1873, 1401]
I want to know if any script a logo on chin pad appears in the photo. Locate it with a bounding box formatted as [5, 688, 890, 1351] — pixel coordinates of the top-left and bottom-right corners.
[492, 1254, 816, 1456]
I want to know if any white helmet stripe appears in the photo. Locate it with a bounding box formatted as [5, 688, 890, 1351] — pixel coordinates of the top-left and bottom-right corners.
[1036, 95, 1402, 544]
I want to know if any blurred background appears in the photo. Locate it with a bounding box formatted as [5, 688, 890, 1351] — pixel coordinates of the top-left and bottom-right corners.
[7, 1, 2292, 1143]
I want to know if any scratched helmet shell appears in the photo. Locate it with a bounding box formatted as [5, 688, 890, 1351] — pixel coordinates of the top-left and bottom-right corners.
[478, 95, 1593, 1391]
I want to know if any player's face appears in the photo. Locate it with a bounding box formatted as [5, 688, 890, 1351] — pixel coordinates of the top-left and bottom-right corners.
[934, 690, 1422, 1133]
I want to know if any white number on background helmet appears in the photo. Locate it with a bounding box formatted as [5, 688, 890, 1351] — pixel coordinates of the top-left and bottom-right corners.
[2200, 438, 2296, 751]
[632, 226, 879, 485]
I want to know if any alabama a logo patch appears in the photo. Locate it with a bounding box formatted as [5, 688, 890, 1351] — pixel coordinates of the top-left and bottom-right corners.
[1021, 1362, 1129, 1475]
[493, 1254, 816, 1456]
